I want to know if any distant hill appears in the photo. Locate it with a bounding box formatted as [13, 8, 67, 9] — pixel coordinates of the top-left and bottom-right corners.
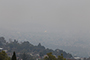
[0, 30, 90, 57]
[0, 37, 73, 58]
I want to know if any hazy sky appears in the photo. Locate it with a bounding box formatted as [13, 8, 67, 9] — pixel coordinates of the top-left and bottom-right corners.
[0, 0, 90, 33]
[1, 0, 90, 57]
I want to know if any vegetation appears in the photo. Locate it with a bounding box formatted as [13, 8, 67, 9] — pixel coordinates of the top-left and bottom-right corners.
[11, 51, 17, 60]
[19, 53, 36, 60]
[0, 37, 73, 59]
[0, 51, 10, 60]
[43, 52, 66, 60]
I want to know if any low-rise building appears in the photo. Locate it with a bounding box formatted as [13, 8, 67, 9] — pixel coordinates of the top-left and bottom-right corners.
[0, 48, 3, 52]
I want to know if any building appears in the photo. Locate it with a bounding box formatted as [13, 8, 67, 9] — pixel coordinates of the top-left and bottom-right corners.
[0, 48, 3, 52]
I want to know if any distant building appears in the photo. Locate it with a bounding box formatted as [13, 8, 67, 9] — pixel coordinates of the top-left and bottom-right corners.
[4, 50, 7, 52]
[0, 48, 3, 52]
[74, 56, 81, 60]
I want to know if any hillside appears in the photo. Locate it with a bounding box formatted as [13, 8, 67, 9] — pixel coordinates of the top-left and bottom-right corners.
[0, 37, 73, 58]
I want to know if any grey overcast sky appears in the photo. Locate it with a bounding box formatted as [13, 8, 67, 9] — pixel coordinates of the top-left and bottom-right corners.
[0, 0, 90, 33]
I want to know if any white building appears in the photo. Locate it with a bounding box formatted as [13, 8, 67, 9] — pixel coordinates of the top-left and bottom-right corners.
[0, 48, 3, 51]
[74, 56, 80, 60]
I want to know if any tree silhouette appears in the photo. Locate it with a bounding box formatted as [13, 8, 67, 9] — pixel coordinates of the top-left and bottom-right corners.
[11, 51, 17, 60]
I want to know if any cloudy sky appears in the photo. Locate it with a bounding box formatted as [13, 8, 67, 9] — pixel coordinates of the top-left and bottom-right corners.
[0, 0, 90, 33]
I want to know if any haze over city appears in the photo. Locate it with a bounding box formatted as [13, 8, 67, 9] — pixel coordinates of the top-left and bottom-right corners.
[0, 0, 90, 57]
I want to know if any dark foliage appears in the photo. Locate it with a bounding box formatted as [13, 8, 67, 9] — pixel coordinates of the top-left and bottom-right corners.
[0, 37, 73, 58]
[0, 51, 10, 60]
[11, 51, 17, 60]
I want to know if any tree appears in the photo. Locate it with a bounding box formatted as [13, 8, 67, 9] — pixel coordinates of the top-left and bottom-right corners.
[21, 53, 28, 60]
[0, 51, 10, 60]
[43, 52, 57, 60]
[0, 37, 6, 46]
[57, 54, 66, 60]
[38, 43, 41, 46]
[20, 53, 36, 60]
[11, 51, 17, 60]
[43, 52, 66, 60]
